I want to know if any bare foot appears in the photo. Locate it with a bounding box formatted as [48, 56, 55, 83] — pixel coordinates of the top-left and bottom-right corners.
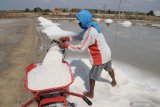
[111, 80, 117, 87]
[83, 91, 94, 98]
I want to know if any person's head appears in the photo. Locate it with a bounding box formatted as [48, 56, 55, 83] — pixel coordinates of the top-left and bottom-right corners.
[76, 10, 93, 29]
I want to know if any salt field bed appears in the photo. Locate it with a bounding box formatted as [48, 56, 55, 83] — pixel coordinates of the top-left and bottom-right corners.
[35, 17, 160, 107]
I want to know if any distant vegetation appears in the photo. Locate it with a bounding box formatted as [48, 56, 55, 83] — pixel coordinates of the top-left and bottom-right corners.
[22, 7, 146, 15]
[0, 7, 159, 21]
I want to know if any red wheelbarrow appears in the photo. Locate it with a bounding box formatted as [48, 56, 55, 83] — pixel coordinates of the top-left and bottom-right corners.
[22, 61, 92, 107]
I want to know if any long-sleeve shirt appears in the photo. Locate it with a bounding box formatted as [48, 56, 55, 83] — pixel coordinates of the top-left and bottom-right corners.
[66, 27, 111, 65]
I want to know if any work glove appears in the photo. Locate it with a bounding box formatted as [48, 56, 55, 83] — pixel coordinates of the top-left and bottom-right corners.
[59, 37, 70, 42]
[58, 42, 69, 49]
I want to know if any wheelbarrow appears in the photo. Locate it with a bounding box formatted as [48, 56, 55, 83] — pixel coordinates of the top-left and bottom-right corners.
[22, 41, 92, 107]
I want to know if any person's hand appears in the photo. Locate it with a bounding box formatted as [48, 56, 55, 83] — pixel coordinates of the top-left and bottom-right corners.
[58, 42, 67, 49]
[59, 37, 67, 42]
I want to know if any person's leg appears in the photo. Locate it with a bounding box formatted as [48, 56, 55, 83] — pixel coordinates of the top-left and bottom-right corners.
[83, 79, 95, 98]
[104, 61, 117, 87]
[83, 65, 103, 98]
[108, 68, 117, 87]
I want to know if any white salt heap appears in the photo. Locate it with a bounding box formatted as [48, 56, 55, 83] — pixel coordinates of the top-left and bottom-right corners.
[121, 21, 132, 27]
[27, 17, 76, 90]
[105, 19, 113, 24]
[42, 25, 76, 40]
[38, 16, 76, 40]
[28, 46, 72, 90]
[95, 18, 101, 22]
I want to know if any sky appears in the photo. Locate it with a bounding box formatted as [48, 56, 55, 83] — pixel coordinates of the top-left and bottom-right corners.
[0, 0, 160, 12]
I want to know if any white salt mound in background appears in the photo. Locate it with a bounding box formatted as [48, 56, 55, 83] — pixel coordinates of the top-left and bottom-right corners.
[105, 19, 113, 24]
[42, 25, 76, 40]
[121, 21, 132, 27]
[38, 16, 46, 22]
[95, 18, 101, 22]
[40, 20, 60, 26]
[38, 16, 76, 40]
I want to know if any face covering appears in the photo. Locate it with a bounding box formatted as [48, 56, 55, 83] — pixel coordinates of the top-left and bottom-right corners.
[76, 10, 101, 33]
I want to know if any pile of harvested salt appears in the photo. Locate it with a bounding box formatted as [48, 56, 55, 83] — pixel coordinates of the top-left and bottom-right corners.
[121, 21, 132, 27]
[28, 62, 71, 90]
[105, 19, 113, 24]
[95, 18, 101, 22]
[38, 16, 76, 40]
[27, 46, 72, 90]
[27, 17, 77, 90]
[42, 25, 76, 40]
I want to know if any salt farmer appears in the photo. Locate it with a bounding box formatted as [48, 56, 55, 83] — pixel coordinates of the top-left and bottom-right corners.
[58, 10, 117, 98]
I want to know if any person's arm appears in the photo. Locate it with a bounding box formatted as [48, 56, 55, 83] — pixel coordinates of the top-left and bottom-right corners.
[65, 28, 92, 52]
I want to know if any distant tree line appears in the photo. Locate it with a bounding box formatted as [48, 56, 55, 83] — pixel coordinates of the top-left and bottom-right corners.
[24, 7, 51, 12]
[24, 7, 145, 16]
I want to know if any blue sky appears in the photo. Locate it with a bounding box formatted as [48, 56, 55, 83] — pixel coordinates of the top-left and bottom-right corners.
[1, 0, 160, 12]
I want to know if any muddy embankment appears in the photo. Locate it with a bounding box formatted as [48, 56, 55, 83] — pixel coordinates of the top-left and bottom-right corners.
[0, 18, 49, 107]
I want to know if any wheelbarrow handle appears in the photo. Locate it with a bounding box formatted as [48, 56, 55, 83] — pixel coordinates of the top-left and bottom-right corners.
[66, 91, 92, 106]
[82, 96, 92, 106]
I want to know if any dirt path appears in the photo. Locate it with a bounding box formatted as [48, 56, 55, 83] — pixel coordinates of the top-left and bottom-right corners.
[0, 18, 39, 107]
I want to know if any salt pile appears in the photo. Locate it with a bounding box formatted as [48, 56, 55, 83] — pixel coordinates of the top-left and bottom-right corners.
[40, 20, 60, 26]
[38, 17, 60, 26]
[95, 18, 101, 22]
[121, 21, 132, 27]
[38, 16, 46, 22]
[105, 19, 113, 24]
[42, 25, 76, 40]
[27, 17, 77, 90]
[28, 63, 71, 90]
[28, 46, 72, 90]
[38, 16, 76, 40]
[42, 46, 63, 65]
